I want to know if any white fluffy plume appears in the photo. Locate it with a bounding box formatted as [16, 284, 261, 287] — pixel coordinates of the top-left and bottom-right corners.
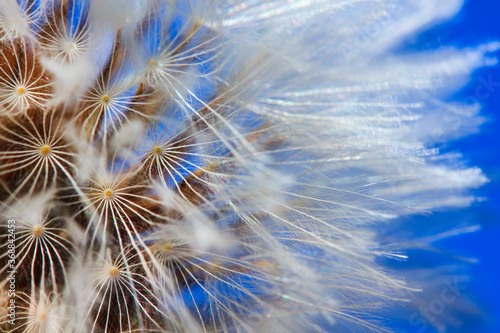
[0, 0, 493, 332]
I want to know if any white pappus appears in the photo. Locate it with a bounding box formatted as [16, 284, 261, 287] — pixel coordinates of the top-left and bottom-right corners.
[0, 0, 495, 332]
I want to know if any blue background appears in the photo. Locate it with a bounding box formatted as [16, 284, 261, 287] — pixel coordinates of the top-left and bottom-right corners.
[391, 0, 500, 332]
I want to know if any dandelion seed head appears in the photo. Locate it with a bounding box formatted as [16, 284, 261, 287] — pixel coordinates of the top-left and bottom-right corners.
[32, 225, 44, 238]
[152, 239, 187, 263]
[103, 189, 114, 200]
[0, 0, 492, 332]
[0, 1, 32, 40]
[107, 266, 120, 279]
[16, 86, 26, 96]
[152, 145, 163, 156]
[39, 145, 51, 157]
[61, 41, 77, 54]
[20, 292, 65, 333]
[147, 58, 163, 74]
[100, 94, 110, 105]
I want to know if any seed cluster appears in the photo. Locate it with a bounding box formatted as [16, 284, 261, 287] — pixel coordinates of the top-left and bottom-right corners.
[0, 1, 298, 332]
[0, 1, 487, 332]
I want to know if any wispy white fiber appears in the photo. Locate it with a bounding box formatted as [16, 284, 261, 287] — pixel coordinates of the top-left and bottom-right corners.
[0, 0, 494, 332]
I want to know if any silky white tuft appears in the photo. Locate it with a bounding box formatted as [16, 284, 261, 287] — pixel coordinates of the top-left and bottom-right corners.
[0, 0, 493, 332]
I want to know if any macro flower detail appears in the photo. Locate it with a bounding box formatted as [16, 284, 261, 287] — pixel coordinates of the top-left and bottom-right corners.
[0, 0, 495, 332]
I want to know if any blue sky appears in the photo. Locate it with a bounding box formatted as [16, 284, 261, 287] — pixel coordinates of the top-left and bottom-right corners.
[391, 0, 500, 332]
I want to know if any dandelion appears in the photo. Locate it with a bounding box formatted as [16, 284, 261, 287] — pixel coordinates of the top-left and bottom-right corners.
[0, 0, 494, 332]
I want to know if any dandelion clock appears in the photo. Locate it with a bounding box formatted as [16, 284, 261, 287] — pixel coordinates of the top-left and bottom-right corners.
[0, 0, 497, 332]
